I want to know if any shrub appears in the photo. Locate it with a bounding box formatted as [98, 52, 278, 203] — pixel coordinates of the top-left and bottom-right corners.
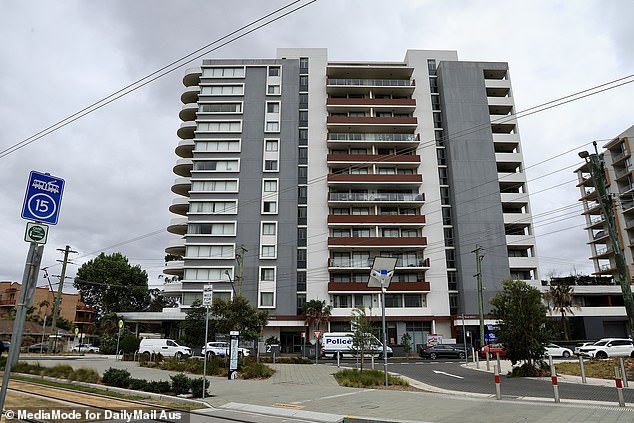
[170, 373, 191, 395]
[510, 362, 550, 377]
[12, 361, 43, 375]
[70, 368, 100, 383]
[128, 378, 148, 391]
[102, 367, 131, 388]
[98, 335, 117, 355]
[259, 355, 312, 364]
[190, 377, 210, 398]
[144, 380, 170, 393]
[119, 335, 140, 354]
[45, 364, 75, 379]
[334, 369, 409, 388]
[240, 362, 273, 379]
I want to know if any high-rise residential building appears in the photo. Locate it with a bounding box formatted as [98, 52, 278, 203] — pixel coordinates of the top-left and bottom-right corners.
[570, 125, 634, 338]
[164, 48, 539, 352]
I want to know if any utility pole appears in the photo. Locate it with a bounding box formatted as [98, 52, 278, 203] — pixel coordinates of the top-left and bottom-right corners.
[473, 245, 485, 348]
[579, 145, 634, 339]
[48, 245, 76, 352]
[236, 245, 247, 296]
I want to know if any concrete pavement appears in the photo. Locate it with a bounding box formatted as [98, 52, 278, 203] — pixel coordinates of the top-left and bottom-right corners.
[17, 355, 634, 423]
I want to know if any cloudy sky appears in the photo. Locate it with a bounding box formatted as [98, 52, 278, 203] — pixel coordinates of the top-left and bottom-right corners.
[1, 0, 633, 293]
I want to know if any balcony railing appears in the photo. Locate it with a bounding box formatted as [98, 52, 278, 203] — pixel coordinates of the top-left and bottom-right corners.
[328, 133, 418, 141]
[329, 192, 424, 202]
[0, 299, 16, 306]
[328, 257, 429, 268]
[327, 79, 414, 87]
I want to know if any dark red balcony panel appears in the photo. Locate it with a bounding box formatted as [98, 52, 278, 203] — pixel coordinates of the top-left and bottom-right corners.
[327, 215, 426, 224]
[327, 98, 416, 106]
[326, 116, 418, 125]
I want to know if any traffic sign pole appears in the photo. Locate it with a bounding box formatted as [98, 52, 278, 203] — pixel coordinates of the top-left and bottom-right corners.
[202, 285, 213, 399]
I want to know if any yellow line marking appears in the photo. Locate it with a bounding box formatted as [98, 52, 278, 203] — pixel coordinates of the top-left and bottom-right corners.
[272, 403, 305, 409]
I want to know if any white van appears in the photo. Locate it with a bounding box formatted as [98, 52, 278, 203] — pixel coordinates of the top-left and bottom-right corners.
[321, 332, 393, 358]
[138, 338, 191, 358]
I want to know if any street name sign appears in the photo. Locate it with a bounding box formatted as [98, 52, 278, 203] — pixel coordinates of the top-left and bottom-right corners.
[21, 171, 65, 225]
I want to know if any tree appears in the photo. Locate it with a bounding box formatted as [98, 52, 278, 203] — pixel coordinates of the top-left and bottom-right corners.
[490, 279, 551, 367]
[147, 288, 178, 312]
[543, 283, 577, 340]
[303, 299, 332, 334]
[210, 296, 269, 343]
[179, 299, 208, 347]
[350, 306, 377, 371]
[74, 252, 151, 319]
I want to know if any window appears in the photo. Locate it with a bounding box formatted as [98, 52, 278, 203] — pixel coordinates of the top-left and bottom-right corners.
[332, 295, 352, 308]
[261, 268, 275, 281]
[202, 67, 245, 77]
[332, 229, 351, 237]
[267, 85, 281, 95]
[352, 228, 370, 237]
[185, 267, 233, 281]
[266, 121, 280, 132]
[299, 75, 308, 90]
[297, 272, 307, 291]
[445, 249, 456, 269]
[438, 167, 448, 185]
[186, 245, 234, 259]
[260, 292, 274, 307]
[268, 67, 280, 76]
[265, 140, 279, 151]
[385, 294, 402, 308]
[267, 102, 280, 113]
[191, 180, 238, 192]
[190, 201, 237, 214]
[195, 140, 240, 152]
[404, 294, 423, 308]
[188, 223, 235, 235]
[263, 201, 277, 213]
[298, 167, 307, 183]
[352, 207, 369, 215]
[201, 85, 244, 95]
[263, 180, 278, 192]
[262, 223, 276, 235]
[264, 160, 278, 171]
[199, 103, 242, 113]
[194, 160, 239, 171]
[299, 57, 309, 71]
[401, 229, 418, 237]
[440, 187, 450, 205]
[427, 59, 437, 76]
[448, 271, 458, 290]
[444, 228, 454, 246]
[442, 207, 452, 225]
[261, 246, 276, 258]
[198, 121, 242, 132]
[436, 148, 446, 165]
[297, 228, 307, 246]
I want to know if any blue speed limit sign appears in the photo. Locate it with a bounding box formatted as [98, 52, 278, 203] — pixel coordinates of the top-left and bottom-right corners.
[21, 171, 65, 225]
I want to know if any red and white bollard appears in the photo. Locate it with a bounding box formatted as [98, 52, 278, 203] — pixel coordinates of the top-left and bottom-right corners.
[549, 356, 560, 403]
[494, 364, 501, 400]
[615, 367, 626, 407]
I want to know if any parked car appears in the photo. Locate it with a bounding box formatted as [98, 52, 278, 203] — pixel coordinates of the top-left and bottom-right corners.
[544, 343, 573, 358]
[419, 344, 467, 359]
[200, 341, 250, 358]
[577, 338, 634, 359]
[574, 342, 595, 356]
[28, 342, 55, 353]
[479, 343, 508, 359]
[71, 344, 100, 353]
[138, 338, 191, 359]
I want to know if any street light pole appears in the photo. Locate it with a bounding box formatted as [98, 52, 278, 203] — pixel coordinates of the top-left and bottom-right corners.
[580, 147, 634, 339]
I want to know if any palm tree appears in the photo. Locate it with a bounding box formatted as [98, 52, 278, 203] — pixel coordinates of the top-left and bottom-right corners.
[543, 283, 577, 340]
[302, 299, 332, 350]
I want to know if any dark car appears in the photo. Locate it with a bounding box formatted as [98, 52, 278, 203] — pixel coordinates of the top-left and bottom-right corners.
[419, 344, 467, 359]
[0, 340, 9, 354]
[28, 342, 56, 353]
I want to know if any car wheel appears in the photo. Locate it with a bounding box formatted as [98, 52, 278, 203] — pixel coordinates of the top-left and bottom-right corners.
[458, 352, 466, 359]
[430, 353, 437, 360]
[562, 351, 571, 358]
[206, 351, 214, 360]
[595, 351, 608, 360]
[175, 352, 183, 360]
[238, 351, 244, 358]
[488, 353, 493, 359]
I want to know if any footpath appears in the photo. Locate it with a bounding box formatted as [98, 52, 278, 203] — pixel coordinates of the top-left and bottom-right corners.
[19, 356, 634, 423]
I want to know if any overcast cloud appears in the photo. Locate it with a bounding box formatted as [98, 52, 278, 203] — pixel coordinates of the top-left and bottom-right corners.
[1, 0, 633, 293]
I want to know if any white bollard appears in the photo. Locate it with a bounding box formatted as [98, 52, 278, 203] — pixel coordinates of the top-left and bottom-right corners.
[578, 355, 586, 384]
[619, 357, 628, 388]
[549, 355, 560, 403]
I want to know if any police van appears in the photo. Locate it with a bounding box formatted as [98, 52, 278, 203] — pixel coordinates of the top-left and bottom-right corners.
[320, 332, 393, 358]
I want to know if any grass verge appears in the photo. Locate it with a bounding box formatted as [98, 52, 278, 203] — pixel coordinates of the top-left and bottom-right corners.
[556, 358, 634, 379]
[334, 369, 409, 388]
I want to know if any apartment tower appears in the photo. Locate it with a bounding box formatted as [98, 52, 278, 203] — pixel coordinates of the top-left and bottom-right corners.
[164, 48, 539, 351]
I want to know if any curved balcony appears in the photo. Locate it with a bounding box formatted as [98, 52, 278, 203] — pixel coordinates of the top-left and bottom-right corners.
[169, 197, 189, 216]
[173, 158, 193, 177]
[165, 238, 186, 256]
[183, 67, 202, 87]
[328, 192, 424, 205]
[175, 139, 195, 158]
[328, 215, 425, 226]
[327, 174, 422, 187]
[328, 236, 427, 248]
[181, 86, 200, 104]
[162, 281, 183, 296]
[167, 217, 188, 235]
[179, 103, 198, 121]
[171, 177, 191, 196]
[327, 154, 420, 165]
[164, 260, 184, 276]
[177, 121, 197, 140]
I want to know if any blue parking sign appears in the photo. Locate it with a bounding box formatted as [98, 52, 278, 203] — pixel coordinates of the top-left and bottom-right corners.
[21, 171, 65, 225]
[486, 332, 497, 342]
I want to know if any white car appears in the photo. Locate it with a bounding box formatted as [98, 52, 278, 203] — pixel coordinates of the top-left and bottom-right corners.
[544, 343, 572, 358]
[578, 338, 634, 359]
[201, 341, 250, 358]
[574, 342, 595, 356]
[71, 344, 99, 353]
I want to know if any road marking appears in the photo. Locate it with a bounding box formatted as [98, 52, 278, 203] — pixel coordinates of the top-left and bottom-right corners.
[292, 389, 374, 405]
[433, 370, 464, 379]
[272, 403, 305, 409]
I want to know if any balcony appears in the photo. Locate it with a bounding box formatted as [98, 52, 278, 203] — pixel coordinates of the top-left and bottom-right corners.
[163, 281, 183, 295]
[75, 305, 94, 312]
[175, 139, 195, 158]
[327, 78, 414, 87]
[328, 215, 425, 225]
[179, 103, 198, 121]
[165, 238, 185, 256]
[0, 299, 16, 307]
[169, 197, 189, 216]
[328, 133, 418, 142]
[328, 236, 427, 248]
[327, 116, 417, 128]
[177, 121, 196, 140]
[167, 218, 188, 235]
[327, 154, 420, 165]
[164, 260, 184, 275]
[327, 98, 416, 107]
[183, 67, 202, 87]
[328, 281, 430, 292]
[329, 192, 424, 203]
[181, 86, 200, 104]
[328, 257, 429, 269]
[173, 158, 193, 178]
[327, 174, 422, 186]
[171, 177, 191, 196]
